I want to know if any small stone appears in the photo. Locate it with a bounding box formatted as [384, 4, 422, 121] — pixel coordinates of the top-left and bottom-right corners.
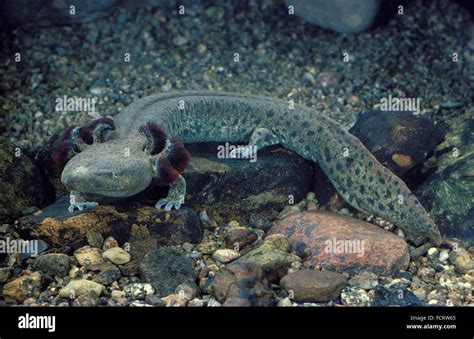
[199, 211, 216, 229]
[3, 272, 43, 302]
[235, 242, 301, 282]
[188, 298, 204, 307]
[449, 248, 473, 273]
[32, 253, 71, 277]
[72, 292, 99, 307]
[248, 214, 273, 232]
[206, 298, 222, 307]
[0, 267, 13, 282]
[172, 36, 188, 46]
[277, 297, 294, 307]
[263, 234, 290, 252]
[103, 247, 131, 265]
[280, 270, 347, 303]
[224, 227, 258, 250]
[162, 293, 188, 307]
[182, 243, 193, 252]
[69, 266, 80, 279]
[391, 153, 414, 168]
[373, 285, 421, 306]
[59, 280, 105, 298]
[196, 240, 219, 255]
[196, 44, 207, 53]
[175, 282, 201, 300]
[212, 249, 241, 263]
[86, 231, 104, 248]
[341, 286, 371, 306]
[348, 271, 378, 290]
[103, 236, 119, 250]
[142, 294, 163, 306]
[93, 267, 121, 285]
[123, 283, 155, 300]
[427, 247, 439, 259]
[74, 246, 105, 266]
[439, 249, 450, 262]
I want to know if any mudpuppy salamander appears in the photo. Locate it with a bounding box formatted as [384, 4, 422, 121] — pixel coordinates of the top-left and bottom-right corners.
[57, 91, 442, 245]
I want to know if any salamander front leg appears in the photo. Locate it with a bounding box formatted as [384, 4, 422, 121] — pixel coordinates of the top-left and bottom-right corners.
[230, 127, 280, 159]
[68, 190, 98, 213]
[155, 175, 186, 211]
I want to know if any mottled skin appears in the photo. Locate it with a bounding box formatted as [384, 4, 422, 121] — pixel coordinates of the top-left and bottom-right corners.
[61, 91, 442, 245]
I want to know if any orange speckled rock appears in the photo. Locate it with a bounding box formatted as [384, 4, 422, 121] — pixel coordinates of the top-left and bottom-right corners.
[269, 211, 409, 275]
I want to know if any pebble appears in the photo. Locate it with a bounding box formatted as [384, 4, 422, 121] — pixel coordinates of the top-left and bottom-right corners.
[58, 280, 105, 298]
[103, 236, 119, 250]
[3, 272, 43, 302]
[123, 283, 155, 300]
[102, 247, 131, 265]
[199, 211, 216, 229]
[212, 249, 241, 263]
[449, 248, 474, 273]
[277, 297, 294, 307]
[341, 286, 371, 306]
[32, 253, 71, 277]
[280, 270, 347, 303]
[74, 246, 106, 266]
[348, 271, 379, 290]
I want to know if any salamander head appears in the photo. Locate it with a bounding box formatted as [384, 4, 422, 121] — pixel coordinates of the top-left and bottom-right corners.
[58, 120, 190, 198]
[61, 138, 153, 197]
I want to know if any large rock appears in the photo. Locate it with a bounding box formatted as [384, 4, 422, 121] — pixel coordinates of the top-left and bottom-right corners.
[139, 247, 194, 297]
[285, 0, 382, 33]
[280, 270, 347, 303]
[417, 119, 474, 245]
[314, 110, 444, 207]
[349, 110, 445, 178]
[270, 211, 410, 275]
[141, 143, 314, 222]
[0, 136, 50, 223]
[15, 196, 203, 249]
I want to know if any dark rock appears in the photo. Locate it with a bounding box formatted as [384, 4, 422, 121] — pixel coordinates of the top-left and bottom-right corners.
[224, 227, 258, 250]
[15, 196, 203, 248]
[373, 285, 422, 306]
[285, 0, 382, 33]
[72, 291, 99, 307]
[32, 253, 70, 277]
[270, 211, 410, 275]
[349, 110, 445, 178]
[139, 247, 194, 297]
[141, 143, 313, 222]
[0, 136, 50, 223]
[209, 262, 276, 306]
[248, 213, 273, 232]
[93, 267, 122, 285]
[128, 224, 157, 261]
[119, 261, 140, 277]
[280, 270, 347, 303]
[417, 119, 473, 245]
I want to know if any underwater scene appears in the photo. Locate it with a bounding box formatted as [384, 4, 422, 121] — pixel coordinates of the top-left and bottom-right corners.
[0, 0, 473, 331]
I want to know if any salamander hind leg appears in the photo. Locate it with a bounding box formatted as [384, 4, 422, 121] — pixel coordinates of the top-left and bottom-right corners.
[230, 127, 280, 159]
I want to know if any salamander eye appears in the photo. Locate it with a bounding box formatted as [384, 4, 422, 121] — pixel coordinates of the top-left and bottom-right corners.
[82, 117, 115, 143]
[139, 122, 167, 155]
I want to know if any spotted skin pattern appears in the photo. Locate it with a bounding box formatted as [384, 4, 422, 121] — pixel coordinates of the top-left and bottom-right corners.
[61, 91, 442, 245]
